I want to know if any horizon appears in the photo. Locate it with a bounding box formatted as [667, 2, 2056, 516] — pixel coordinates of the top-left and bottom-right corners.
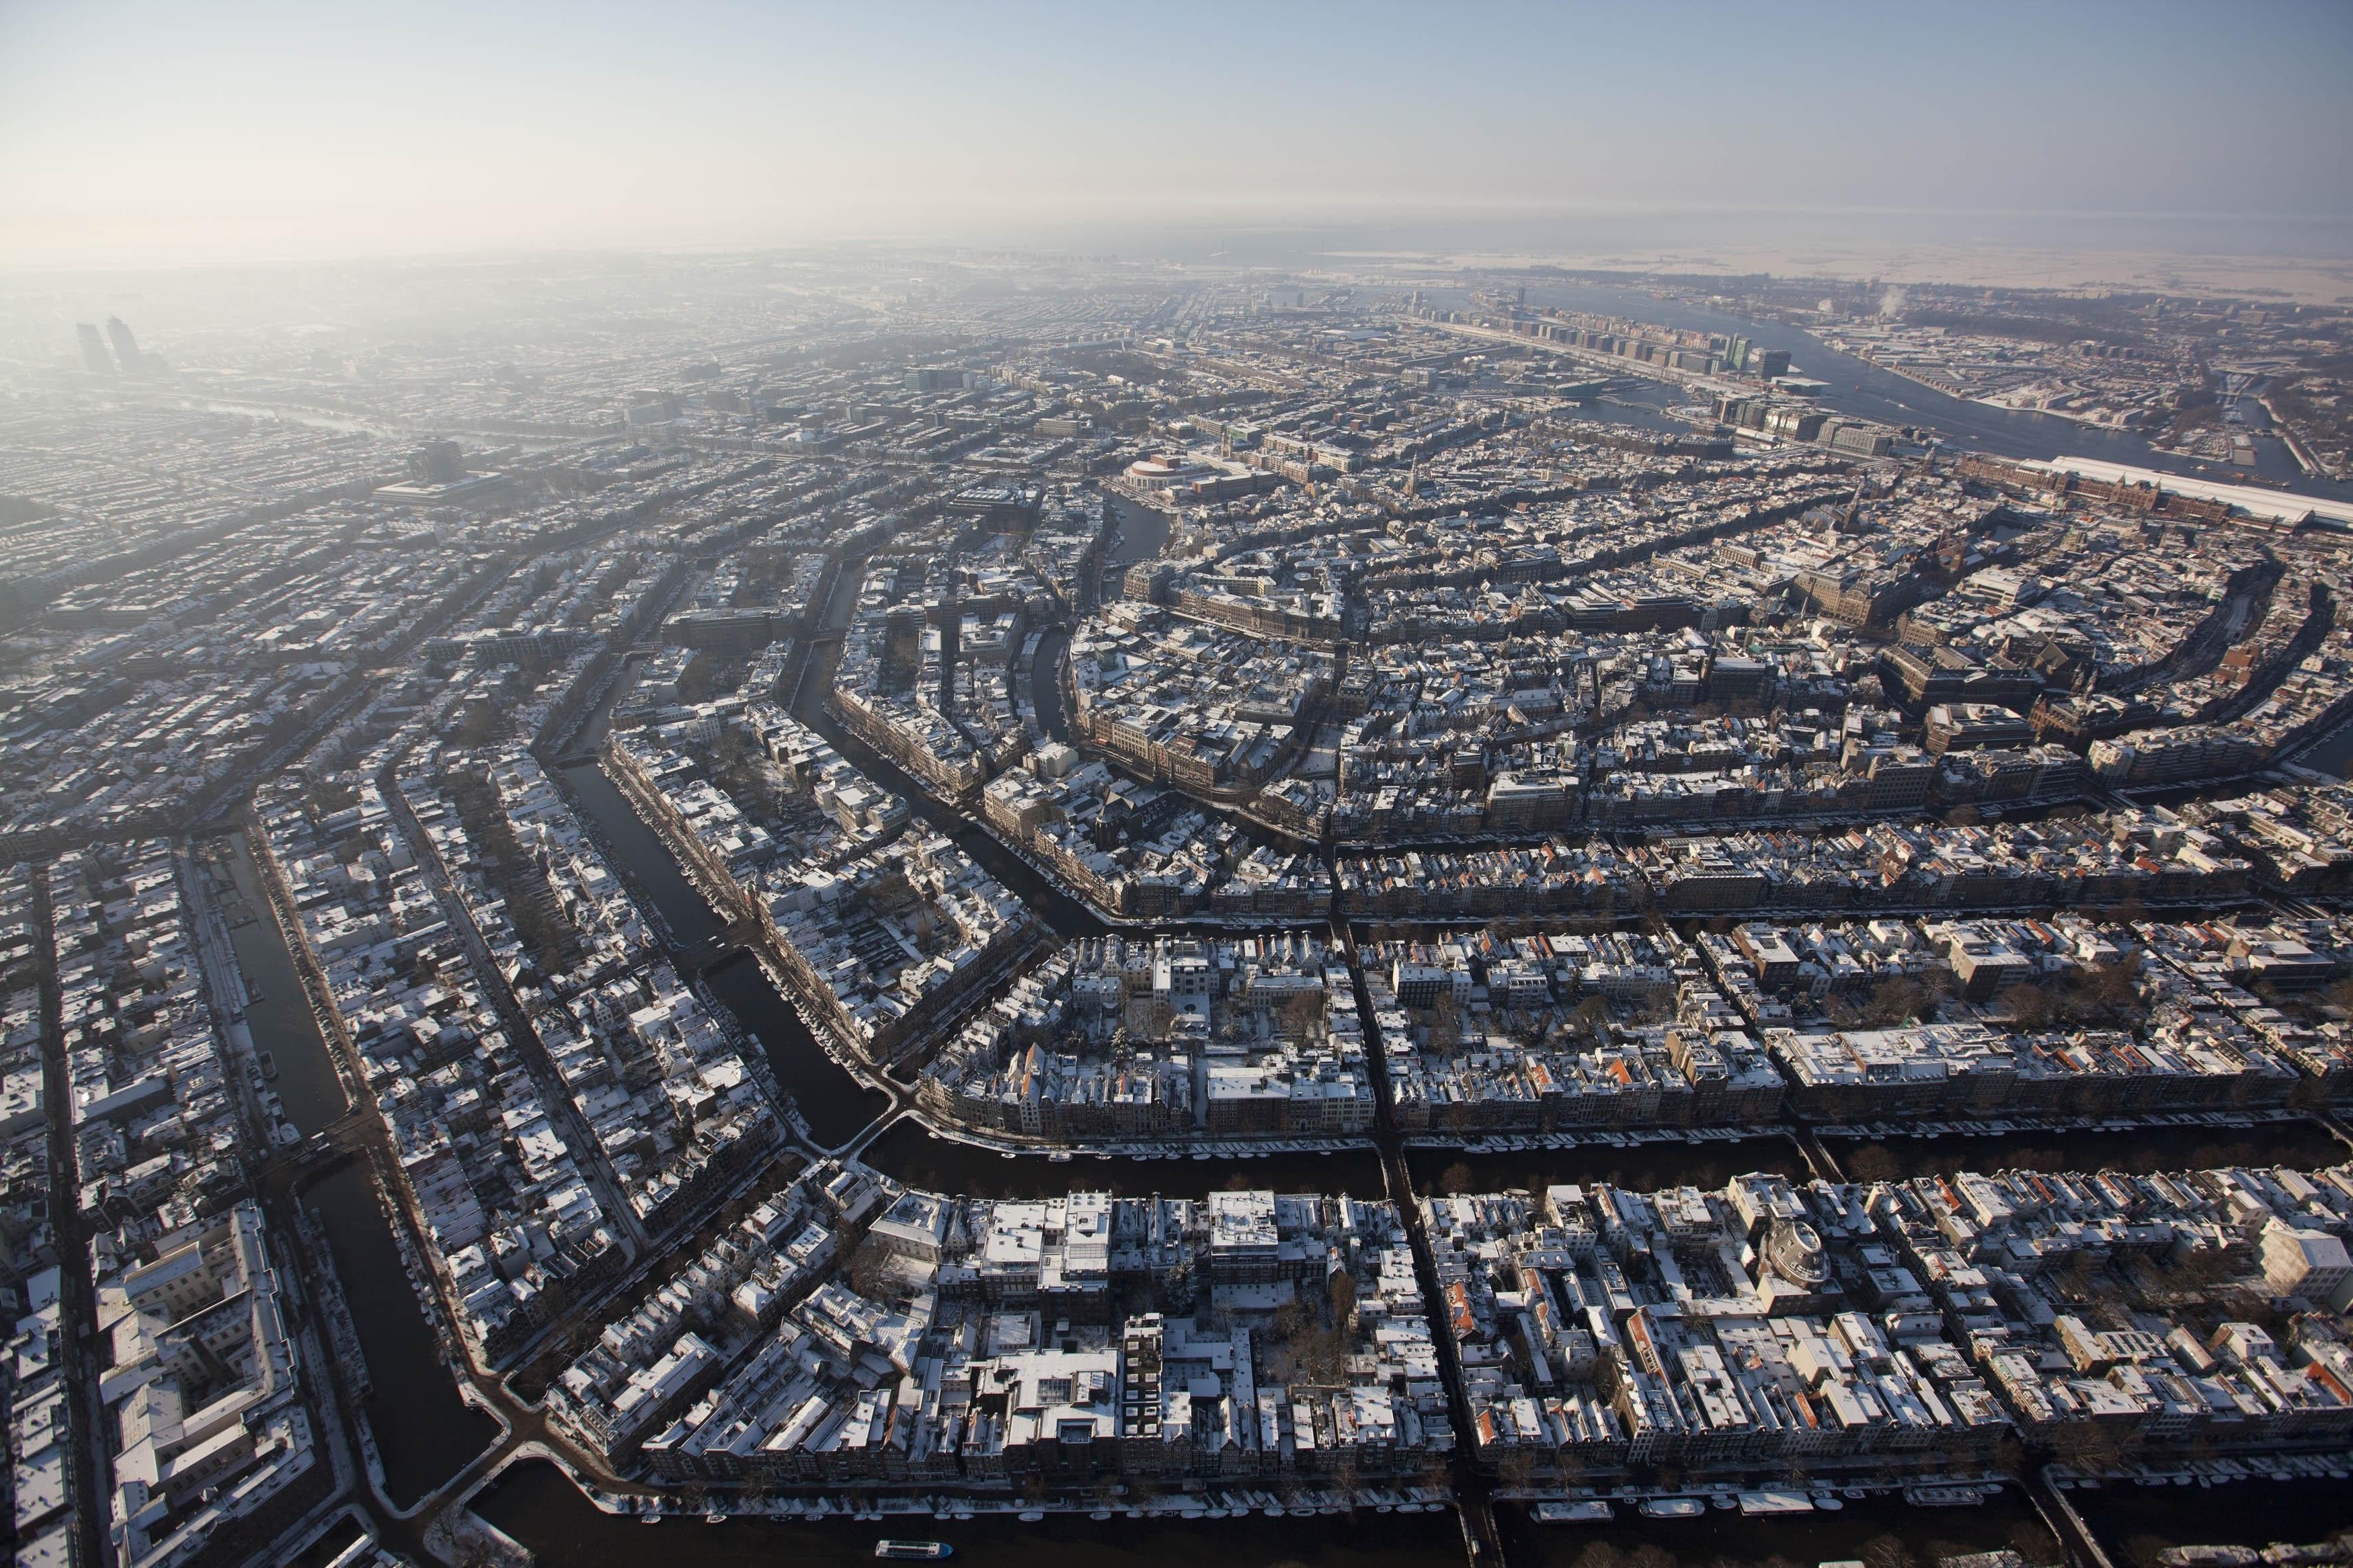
[5, 0, 2352, 272]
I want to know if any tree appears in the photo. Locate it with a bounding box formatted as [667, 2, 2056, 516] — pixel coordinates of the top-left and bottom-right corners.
[1328, 1268, 1357, 1329]
[846, 1236, 895, 1298]
[1998, 982, 2053, 1028]
[1845, 1143, 1902, 1183]
[1570, 995, 1611, 1038]
[1430, 988, 1464, 1044]
[1439, 1161, 1474, 1196]
[1281, 989, 1324, 1039]
[1865, 975, 1931, 1027]
[2084, 957, 2141, 1014]
[1858, 1534, 1915, 1568]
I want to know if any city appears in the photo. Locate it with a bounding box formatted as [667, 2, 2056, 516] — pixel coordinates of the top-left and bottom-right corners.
[4, 7, 2353, 1568]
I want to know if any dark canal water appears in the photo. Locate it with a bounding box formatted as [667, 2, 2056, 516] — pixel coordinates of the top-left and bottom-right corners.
[216, 831, 504, 1504]
[473, 1458, 2353, 1568]
[220, 833, 348, 1135]
[1831, 1119, 2350, 1182]
[557, 759, 889, 1148]
[475, 1457, 1465, 1568]
[2071, 1477, 2353, 1568]
[857, 1118, 1390, 1200]
[1404, 1137, 1811, 1197]
[1495, 1487, 2061, 1568]
[304, 1163, 502, 1507]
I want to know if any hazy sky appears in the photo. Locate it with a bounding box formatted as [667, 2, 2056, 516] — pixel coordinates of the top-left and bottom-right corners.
[3, 0, 2350, 267]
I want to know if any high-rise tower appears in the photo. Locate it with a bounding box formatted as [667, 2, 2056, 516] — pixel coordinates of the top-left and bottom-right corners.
[105, 317, 144, 374]
[76, 323, 113, 375]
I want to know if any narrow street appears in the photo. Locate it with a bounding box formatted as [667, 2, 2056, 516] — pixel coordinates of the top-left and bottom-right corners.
[29, 870, 108, 1568]
[375, 753, 652, 1257]
[1334, 915, 1505, 1568]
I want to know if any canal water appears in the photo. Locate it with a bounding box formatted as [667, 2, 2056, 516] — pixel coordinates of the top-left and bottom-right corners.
[1403, 1137, 1811, 1198]
[2069, 1477, 2353, 1568]
[471, 1456, 2352, 1568]
[1829, 1120, 2350, 1183]
[856, 1118, 1390, 1200]
[557, 760, 889, 1148]
[1495, 1487, 2062, 1568]
[1106, 493, 1172, 569]
[473, 1456, 1466, 1568]
[214, 834, 502, 1507]
[304, 1162, 502, 1508]
[219, 833, 349, 1135]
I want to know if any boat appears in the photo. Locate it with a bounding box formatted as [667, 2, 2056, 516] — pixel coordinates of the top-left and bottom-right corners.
[1738, 1491, 1814, 1517]
[1903, 1485, 1985, 1509]
[875, 1544, 953, 1561]
[1533, 1501, 1615, 1524]
[257, 1050, 278, 1079]
[1638, 1498, 1707, 1520]
[704, 1512, 727, 1524]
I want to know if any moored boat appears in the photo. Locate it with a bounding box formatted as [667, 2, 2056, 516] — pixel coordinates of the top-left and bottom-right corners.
[1738, 1491, 1814, 1516]
[875, 1542, 953, 1561]
[1533, 1501, 1614, 1524]
[1638, 1497, 1706, 1520]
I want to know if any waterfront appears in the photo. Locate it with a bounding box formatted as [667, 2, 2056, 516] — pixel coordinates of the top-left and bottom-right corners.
[218, 833, 348, 1134]
[304, 1162, 500, 1508]
[212, 832, 504, 1508]
[1831, 1119, 2352, 1182]
[1402, 1137, 1812, 1197]
[1513, 280, 2350, 499]
[473, 1457, 1467, 1568]
[856, 1117, 1390, 1199]
[1492, 1489, 2061, 1568]
[557, 759, 889, 1147]
[468, 1455, 2353, 1568]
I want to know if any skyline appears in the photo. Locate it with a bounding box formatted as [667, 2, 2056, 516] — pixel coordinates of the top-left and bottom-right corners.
[5, 0, 2353, 268]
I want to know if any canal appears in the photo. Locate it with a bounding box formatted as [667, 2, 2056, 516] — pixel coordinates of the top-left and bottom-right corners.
[557, 759, 889, 1149]
[473, 1456, 1466, 1568]
[473, 1455, 2353, 1568]
[1829, 1118, 2350, 1182]
[856, 1118, 1390, 1200]
[2069, 1475, 2353, 1568]
[1402, 1137, 1812, 1197]
[214, 834, 502, 1506]
[218, 833, 348, 1135]
[1494, 1487, 2063, 1568]
[305, 1162, 500, 1508]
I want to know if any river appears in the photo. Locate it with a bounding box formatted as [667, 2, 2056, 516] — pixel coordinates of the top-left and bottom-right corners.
[1503, 280, 2350, 500]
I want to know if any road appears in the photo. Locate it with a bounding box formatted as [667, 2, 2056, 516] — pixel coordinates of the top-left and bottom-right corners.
[1334, 915, 1505, 1568]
